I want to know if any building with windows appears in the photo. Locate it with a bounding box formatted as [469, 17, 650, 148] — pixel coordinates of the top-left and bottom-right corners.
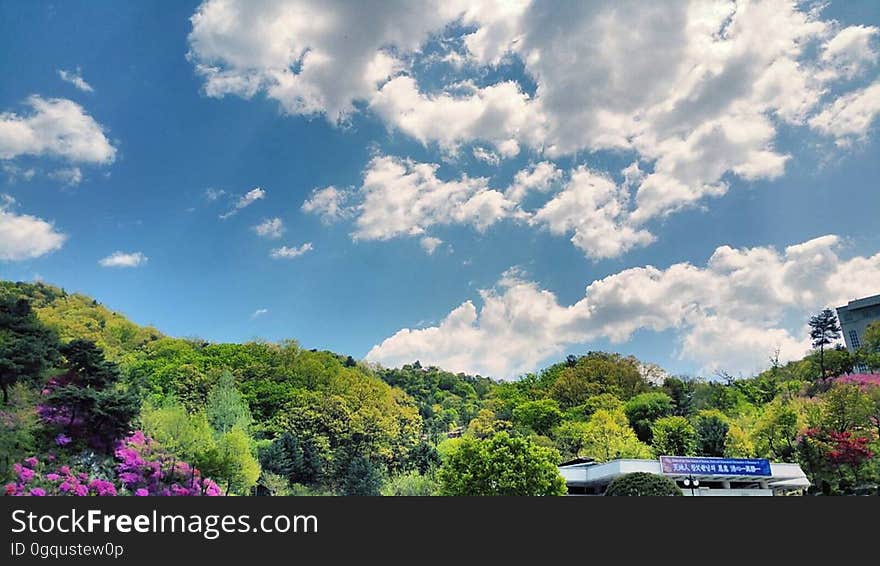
[558, 457, 810, 496]
[837, 294, 880, 353]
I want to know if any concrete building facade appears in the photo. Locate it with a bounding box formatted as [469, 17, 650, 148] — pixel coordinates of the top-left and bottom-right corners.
[836, 294, 880, 352]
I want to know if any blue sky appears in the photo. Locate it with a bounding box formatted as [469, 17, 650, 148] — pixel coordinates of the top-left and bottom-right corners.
[1, 1, 879, 380]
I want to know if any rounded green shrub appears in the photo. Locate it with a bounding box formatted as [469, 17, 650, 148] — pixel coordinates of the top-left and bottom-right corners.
[604, 472, 682, 496]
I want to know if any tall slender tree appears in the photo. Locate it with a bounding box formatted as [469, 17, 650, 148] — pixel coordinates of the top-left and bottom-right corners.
[809, 308, 842, 379]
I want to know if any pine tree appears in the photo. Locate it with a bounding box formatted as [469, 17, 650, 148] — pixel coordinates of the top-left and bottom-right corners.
[809, 308, 842, 379]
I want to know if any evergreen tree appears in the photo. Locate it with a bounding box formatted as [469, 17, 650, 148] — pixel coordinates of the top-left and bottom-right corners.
[809, 308, 842, 379]
[47, 340, 139, 451]
[0, 297, 60, 403]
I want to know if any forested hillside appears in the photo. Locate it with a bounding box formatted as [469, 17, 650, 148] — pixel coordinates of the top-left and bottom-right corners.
[2, 281, 879, 496]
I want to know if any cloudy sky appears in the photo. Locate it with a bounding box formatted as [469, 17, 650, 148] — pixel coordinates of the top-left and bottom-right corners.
[2, 1, 880, 379]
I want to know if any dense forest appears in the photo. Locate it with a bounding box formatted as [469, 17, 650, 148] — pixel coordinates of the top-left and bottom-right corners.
[2, 280, 879, 496]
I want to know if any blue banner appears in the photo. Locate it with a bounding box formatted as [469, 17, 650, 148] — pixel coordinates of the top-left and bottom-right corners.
[659, 456, 771, 477]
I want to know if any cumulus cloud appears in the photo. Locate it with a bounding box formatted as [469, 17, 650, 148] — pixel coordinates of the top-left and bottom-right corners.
[219, 187, 265, 219]
[472, 146, 500, 165]
[98, 251, 148, 268]
[367, 235, 880, 379]
[58, 68, 94, 92]
[253, 217, 285, 239]
[0, 195, 67, 261]
[531, 166, 654, 260]
[192, 1, 880, 258]
[344, 155, 521, 241]
[270, 242, 313, 259]
[505, 161, 561, 204]
[301, 186, 351, 223]
[48, 167, 83, 186]
[819, 25, 879, 80]
[307, 156, 653, 259]
[0, 96, 115, 163]
[420, 236, 443, 255]
[809, 81, 880, 146]
[187, 0, 468, 122]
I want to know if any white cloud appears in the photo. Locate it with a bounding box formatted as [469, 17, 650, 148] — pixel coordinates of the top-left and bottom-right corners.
[820, 25, 879, 80]
[270, 242, 313, 259]
[191, 1, 880, 259]
[187, 0, 469, 122]
[204, 187, 226, 201]
[219, 187, 265, 219]
[301, 186, 351, 223]
[251, 308, 269, 319]
[420, 236, 443, 255]
[472, 146, 500, 165]
[335, 155, 521, 241]
[253, 217, 285, 239]
[0, 96, 115, 163]
[58, 68, 95, 93]
[2, 163, 36, 183]
[368, 235, 880, 379]
[371, 77, 539, 157]
[505, 161, 561, 204]
[48, 167, 83, 186]
[99, 251, 148, 268]
[0, 195, 66, 261]
[809, 81, 880, 146]
[531, 166, 654, 260]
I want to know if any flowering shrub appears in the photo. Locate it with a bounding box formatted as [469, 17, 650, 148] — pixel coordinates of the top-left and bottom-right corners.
[114, 431, 221, 496]
[836, 374, 880, 390]
[4, 458, 111, 497]
[4, 431, 222, 497]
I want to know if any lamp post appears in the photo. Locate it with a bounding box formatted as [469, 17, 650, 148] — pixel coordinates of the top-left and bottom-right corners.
[682, 475, 700, 497]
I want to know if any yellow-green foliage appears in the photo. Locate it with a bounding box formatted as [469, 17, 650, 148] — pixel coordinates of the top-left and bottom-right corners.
[0, 281, 161, 361]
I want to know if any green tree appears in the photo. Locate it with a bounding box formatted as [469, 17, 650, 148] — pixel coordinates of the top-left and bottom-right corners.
[624, 392, 673, 443]
[652, 416, 697, 456]
[207, 427, 261, 495]
[206, 370, 253, 434]
[693, 410, 729, 457]
[752, 401, 799, 461]
[140, 400, 216, 478]
[581, 408, 652, 462]
[553, 421, 590, 460]
[548, 352, 648, 407]
[0, 297, 60, 404]
[663, 377, 695, 417]
[809, 308, 841, 379]
[438, 432, 567, 496]
[0, 384, 38, 481]
[512, 399, 563, 436]
[822, 383, 874, 434]
[47, 340, 139, 451]
[339, 453, 385, 496]
[605, 472, 682, 496]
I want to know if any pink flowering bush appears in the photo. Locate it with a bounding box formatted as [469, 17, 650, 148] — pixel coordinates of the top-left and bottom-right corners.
[4, 431, 221, 497]
[836, 374, 880, 390]
[114, 431, 221, 496]
[4, 458, 111, 497]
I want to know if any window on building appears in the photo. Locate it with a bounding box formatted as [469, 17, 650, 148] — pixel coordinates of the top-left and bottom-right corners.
[849, 330, 861, 349]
